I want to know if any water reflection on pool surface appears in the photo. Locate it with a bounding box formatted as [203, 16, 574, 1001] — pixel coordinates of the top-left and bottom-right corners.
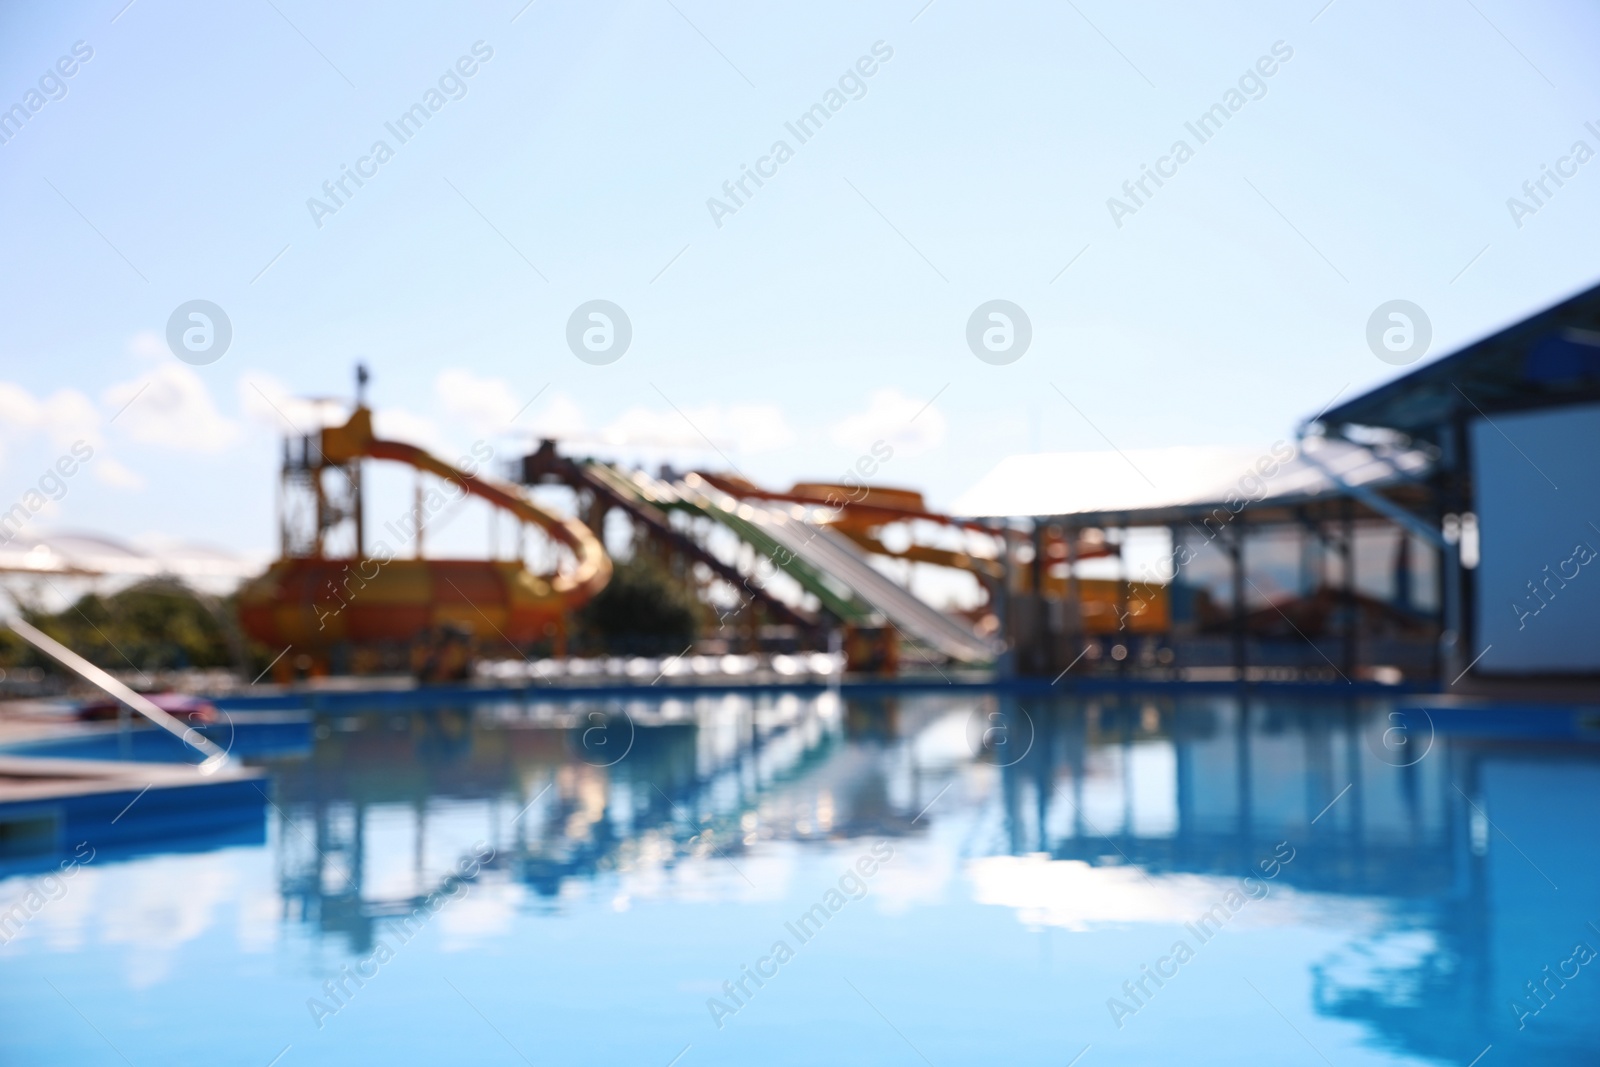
[2, 690, 1596, 1066]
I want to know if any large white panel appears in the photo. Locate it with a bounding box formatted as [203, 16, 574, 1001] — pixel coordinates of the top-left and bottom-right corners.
[1472, 403, 1600, 673]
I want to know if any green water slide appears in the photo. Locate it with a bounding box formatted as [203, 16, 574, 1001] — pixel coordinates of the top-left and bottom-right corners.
[582, 462, 870, 624]
[585, 464, 1001, 663]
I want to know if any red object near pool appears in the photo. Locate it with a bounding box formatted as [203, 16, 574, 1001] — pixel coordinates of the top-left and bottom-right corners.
[75, 692, 219, 724]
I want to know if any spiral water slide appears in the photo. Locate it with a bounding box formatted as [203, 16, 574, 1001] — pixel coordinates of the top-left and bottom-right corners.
[321, 409, 610, 604]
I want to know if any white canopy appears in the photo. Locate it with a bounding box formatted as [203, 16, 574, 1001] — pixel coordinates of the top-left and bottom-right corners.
[951, 437, 1432, 521]
[0, 531, 263, 585]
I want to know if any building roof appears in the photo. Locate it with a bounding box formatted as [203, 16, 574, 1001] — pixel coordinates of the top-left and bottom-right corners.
[1317, 277, 1600, 442]
[950, 437, 1431, 524]
[0, 531, 263, 587]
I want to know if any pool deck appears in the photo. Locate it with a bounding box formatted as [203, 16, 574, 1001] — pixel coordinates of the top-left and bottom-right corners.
[0, 699, 281, 868]
[0, 753, 262, 806]
[1404, 693, 1600, 741]
[0, 752, 268, 867]
[200, 672, 1436, 713]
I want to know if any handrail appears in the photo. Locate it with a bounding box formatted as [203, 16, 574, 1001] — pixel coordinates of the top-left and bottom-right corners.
[5, 615, 230, 774]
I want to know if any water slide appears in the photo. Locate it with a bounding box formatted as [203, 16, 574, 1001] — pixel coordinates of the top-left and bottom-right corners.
[517, 442, 820, 631]
[588, 466, 861, 618]
[690, 482, 1002, 663]
[321, 408, 611, 605]
[520, 440, 998, 661]
[614, 469, 1002, 663]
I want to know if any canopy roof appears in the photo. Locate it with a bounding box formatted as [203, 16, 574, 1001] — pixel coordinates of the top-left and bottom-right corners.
[1318, 277, 1600, 443]
[0, 531, 262, 585]
[951, 437, 1431, 525]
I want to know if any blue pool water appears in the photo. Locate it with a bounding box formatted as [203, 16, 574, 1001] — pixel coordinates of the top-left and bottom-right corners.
[1, 690, 1597, 1066]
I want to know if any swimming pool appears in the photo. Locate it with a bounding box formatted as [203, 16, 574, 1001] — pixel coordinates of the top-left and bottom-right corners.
[1, 690, 1595, 1065]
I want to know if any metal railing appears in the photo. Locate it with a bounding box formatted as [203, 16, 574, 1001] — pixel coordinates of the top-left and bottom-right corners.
[5, 615, 230, 774]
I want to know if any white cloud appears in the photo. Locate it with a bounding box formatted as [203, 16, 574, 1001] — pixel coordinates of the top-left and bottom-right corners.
[599, 406, 695, 449]
[436, 368, 522, 436]
[522, 391, 587, 441]
[94, 457, 145, 490]
[105, 366, 239, 452]
[240, 372, 445, 454]
[829, 388, 946, 458]
[719, 405, 796, 453]
[0, 382, 101, 456]
[600, 403, 794, 453]
[373, 407, 447, 452]
[0, 382, 43, 429]
[238, 372, 348, 435]
[128, 329, 165, 360]
[493, 392, 797, 455]
[42, 389, 102, 449]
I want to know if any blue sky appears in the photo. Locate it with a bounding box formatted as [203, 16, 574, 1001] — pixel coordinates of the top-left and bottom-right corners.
[2, 0, 1598, 561]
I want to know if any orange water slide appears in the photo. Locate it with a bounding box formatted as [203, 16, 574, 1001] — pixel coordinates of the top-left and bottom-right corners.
[237, 409, 610, 660]
[320, 408, 610, 602]
[691, 473, 1116, 586]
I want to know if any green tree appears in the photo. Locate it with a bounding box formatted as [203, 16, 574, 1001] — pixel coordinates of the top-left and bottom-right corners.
[576, 554, 699, 655]
[6, 581, 240, 673]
